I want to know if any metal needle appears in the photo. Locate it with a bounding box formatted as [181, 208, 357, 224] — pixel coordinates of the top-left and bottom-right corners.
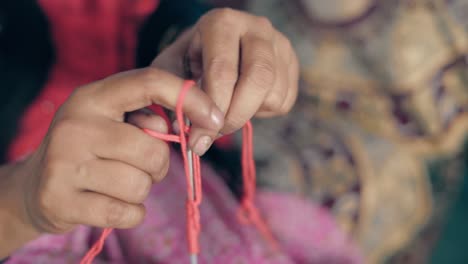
[185, 117, 198, 264]
[190, 254, 198, 264]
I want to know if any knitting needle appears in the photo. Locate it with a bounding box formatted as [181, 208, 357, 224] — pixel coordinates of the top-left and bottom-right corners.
[190, 254, 198, 264]
[185, 117, 198, 264]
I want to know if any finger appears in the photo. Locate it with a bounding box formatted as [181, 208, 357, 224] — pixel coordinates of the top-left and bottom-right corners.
[79, 68, 224, 132]
[77, 159, 152, 204]
[91, 119, 170, 182]
[185, 16, 243, 155]
[281, 45, 299, 113]
[197, 12, 241, 114]
[222, 34, 276, 134]
[70, 192, 145, 229]
[126, 109, 168, 133]
[257, 46, 288, 116]
[257, 36, 299, 117]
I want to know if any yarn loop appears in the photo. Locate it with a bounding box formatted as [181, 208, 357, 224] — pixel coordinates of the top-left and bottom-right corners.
[80, 80, 275, 264]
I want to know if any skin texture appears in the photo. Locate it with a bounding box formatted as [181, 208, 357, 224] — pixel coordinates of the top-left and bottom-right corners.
[0, 8, 298, 258]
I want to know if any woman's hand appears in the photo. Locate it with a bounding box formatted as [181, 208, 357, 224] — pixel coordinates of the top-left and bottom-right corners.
[15, 69, 223, 237]
[153, 8, 299, 155]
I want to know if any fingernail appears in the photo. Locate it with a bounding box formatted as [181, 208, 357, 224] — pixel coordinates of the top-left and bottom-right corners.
[211, 107, 224, 128]
[154, 117, 168, 133]
[193, 136, 212, 156]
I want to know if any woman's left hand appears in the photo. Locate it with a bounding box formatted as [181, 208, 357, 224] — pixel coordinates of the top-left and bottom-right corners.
[151, 8, 299, 155]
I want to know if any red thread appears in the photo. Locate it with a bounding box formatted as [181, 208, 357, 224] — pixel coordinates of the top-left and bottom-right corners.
[80, 80, 276, 263]
[238, 121, 279, 251]
[80, 227, 113, 264]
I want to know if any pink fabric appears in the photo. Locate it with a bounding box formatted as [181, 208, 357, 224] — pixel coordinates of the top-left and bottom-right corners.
[8, 151, 362, 264]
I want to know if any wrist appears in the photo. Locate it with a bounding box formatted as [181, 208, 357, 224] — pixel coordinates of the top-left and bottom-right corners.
[0, 159, 41, 258]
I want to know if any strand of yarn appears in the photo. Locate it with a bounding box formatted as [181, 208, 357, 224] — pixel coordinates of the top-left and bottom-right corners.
[80, 228, 113, 264]
[238, 121, 279, 251]
[172, 80, 202, 254]
[80, 80, 275, 264]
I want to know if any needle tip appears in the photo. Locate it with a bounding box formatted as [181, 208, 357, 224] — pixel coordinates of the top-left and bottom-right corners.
[190, 254, 198, 264]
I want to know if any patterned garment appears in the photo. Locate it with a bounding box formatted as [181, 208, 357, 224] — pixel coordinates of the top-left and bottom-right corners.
[8, 151, 362, 264]
[201, 0, 468, 263]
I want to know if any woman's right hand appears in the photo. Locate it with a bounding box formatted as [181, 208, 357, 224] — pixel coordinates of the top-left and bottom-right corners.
[17, 68, 223, 234]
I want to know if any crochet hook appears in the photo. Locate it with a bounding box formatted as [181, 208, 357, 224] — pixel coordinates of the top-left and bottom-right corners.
[185, 117, 198, 264]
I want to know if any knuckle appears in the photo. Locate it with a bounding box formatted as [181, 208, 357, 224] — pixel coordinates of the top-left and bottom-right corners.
[105, 200, 126, 227]
[210, 8, 237, 24]
[129, 173, 152, 203]
[264, 92, 284, 112]
[245, 54, 276, 90]
[279, 96, 295, 116]
[157, 154, 170, 182]
[199, 8, 241, 34]
[255, 16, 273, 30]
[154, 143, 170, 181]
[138, 68, 164, 105]
[152, 115, 169, 133]
[206, 58, 238, 85]
[127, 206, 146, 227]
[143, 141, 170, 180]
[138, 67, 161, 82]
[277, 104, 291, 116]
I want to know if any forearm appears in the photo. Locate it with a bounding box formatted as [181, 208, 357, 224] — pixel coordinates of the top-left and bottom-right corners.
[0, 161, 39, 258]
